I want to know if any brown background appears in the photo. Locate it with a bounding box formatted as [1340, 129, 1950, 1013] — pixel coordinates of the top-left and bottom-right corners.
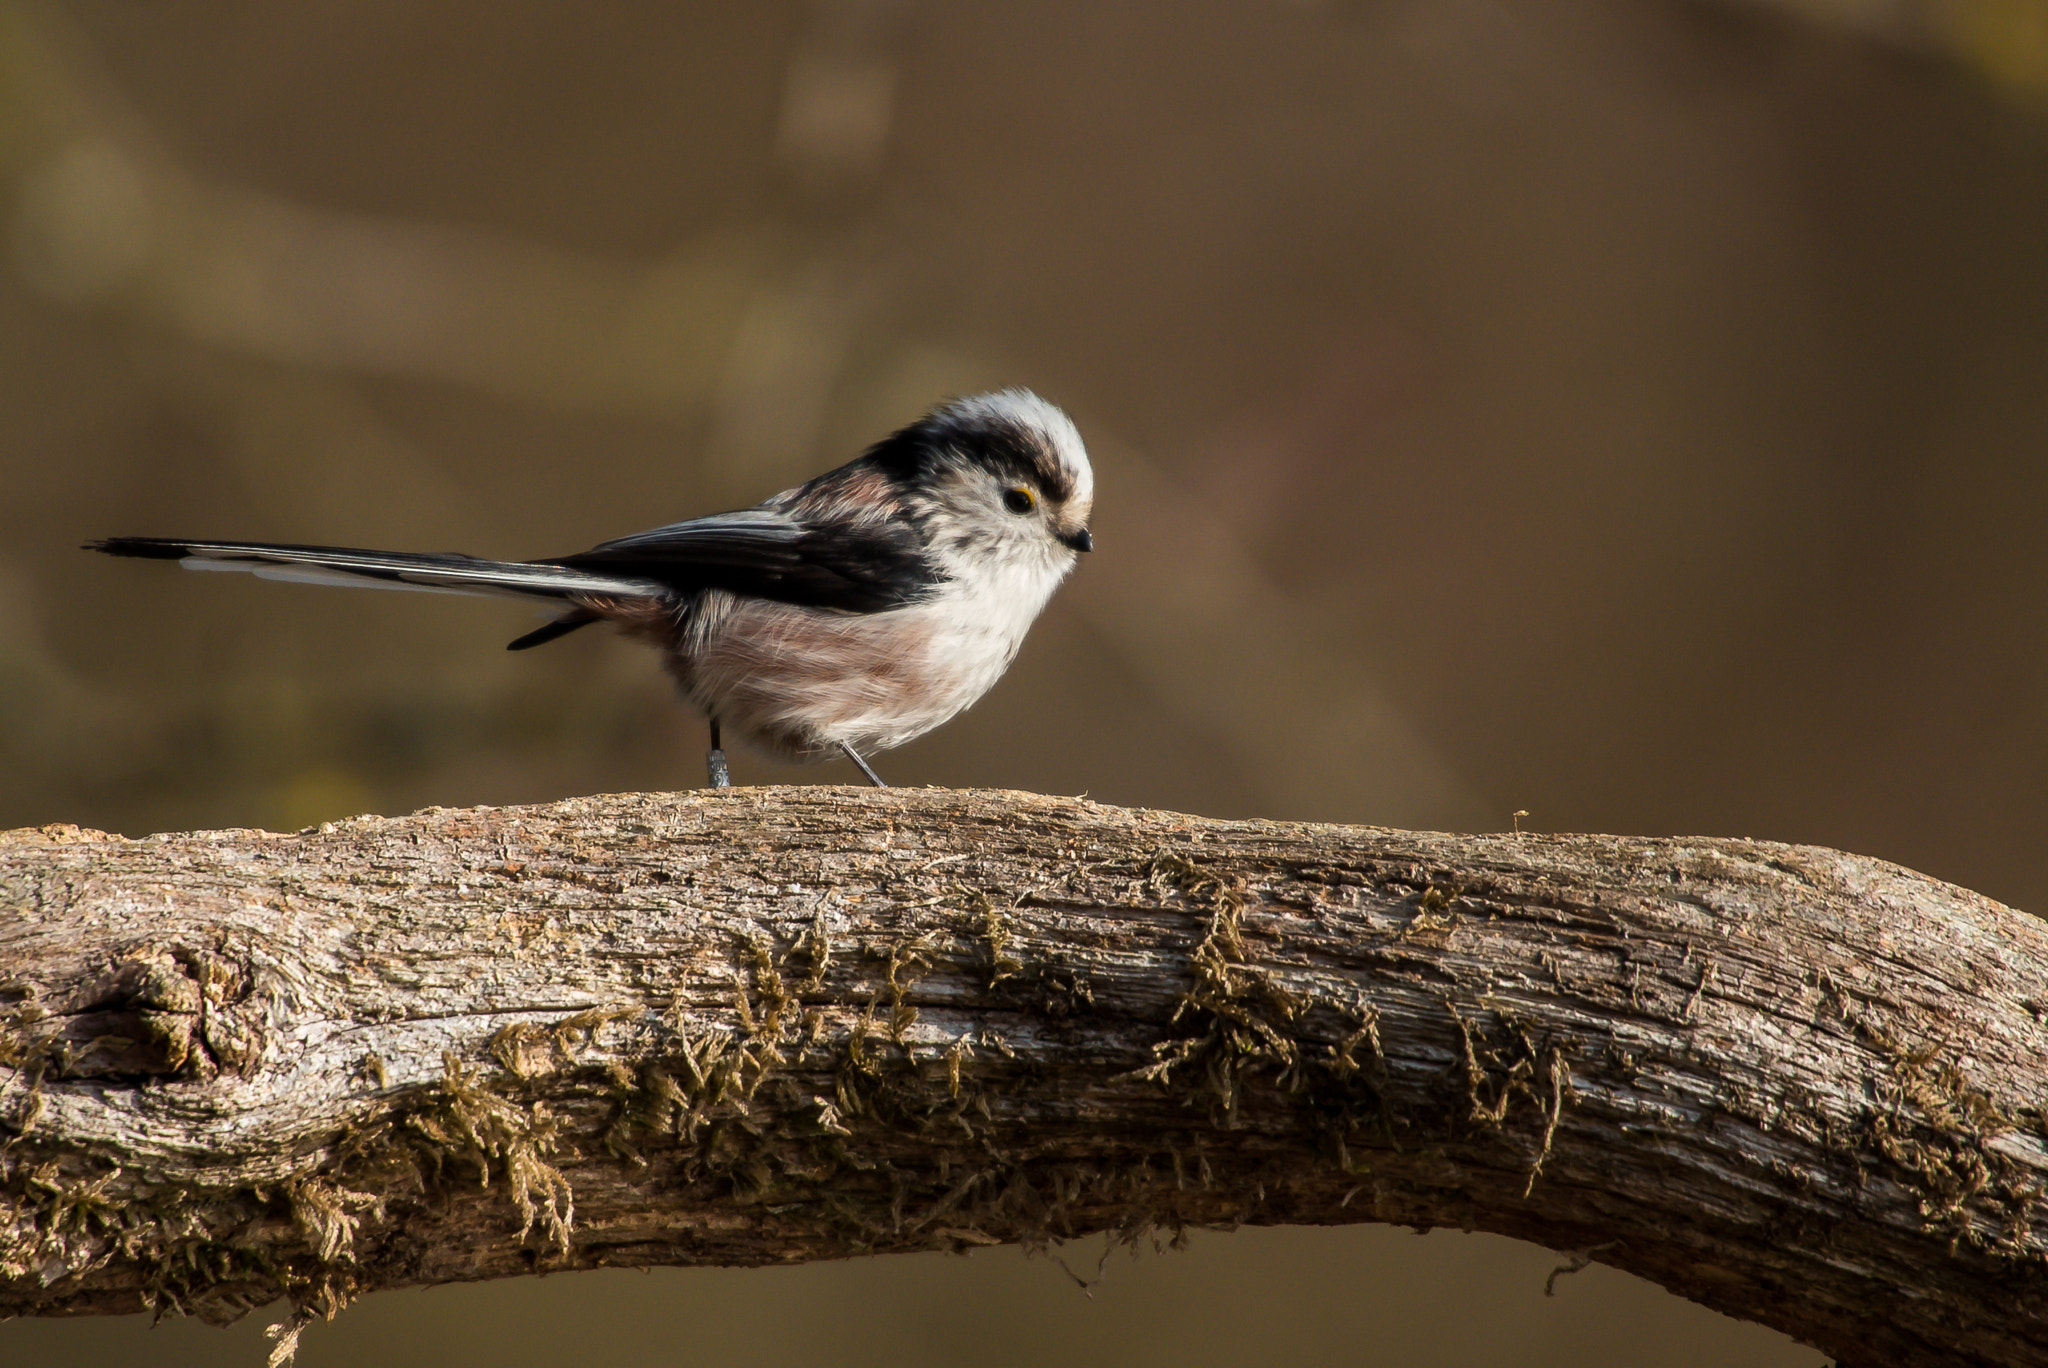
[5, 1, 2046, 1363]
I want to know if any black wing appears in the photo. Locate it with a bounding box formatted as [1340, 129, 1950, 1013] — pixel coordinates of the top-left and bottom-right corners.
[550, 506, 943, 614]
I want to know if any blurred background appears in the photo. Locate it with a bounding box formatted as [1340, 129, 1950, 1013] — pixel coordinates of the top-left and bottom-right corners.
[4, 0, 2046, 1363]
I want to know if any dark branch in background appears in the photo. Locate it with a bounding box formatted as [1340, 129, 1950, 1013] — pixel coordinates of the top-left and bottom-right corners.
[3, 790, 2047, 1367]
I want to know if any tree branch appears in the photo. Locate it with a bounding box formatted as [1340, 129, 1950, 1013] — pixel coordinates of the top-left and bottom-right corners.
[4, 789, 2046, 1366]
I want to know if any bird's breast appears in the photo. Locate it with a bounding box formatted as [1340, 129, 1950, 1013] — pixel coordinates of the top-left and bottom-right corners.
[666, 574, 1056, 758]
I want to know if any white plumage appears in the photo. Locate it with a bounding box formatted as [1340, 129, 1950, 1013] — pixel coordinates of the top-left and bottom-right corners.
[89, 390, 1096, 786]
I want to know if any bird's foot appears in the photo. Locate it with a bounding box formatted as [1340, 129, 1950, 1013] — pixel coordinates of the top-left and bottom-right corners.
[840, 743, 887, 787]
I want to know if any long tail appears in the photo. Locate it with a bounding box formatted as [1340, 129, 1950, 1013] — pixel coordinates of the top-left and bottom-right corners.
[86, 537, 666, 648]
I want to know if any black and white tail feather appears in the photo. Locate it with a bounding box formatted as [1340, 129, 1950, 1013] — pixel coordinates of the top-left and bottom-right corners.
[86, 538, 672, 602]
[88, 389, 1095, 789]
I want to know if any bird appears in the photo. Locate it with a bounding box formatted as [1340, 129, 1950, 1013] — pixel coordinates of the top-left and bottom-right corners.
[87, 389, 1094, 788]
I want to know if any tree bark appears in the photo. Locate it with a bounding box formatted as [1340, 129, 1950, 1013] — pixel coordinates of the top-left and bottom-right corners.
[3, 788, 2045, 1366]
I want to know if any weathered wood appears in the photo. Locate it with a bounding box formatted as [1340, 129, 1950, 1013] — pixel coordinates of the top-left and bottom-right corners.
[2, 788, 2045, 1366]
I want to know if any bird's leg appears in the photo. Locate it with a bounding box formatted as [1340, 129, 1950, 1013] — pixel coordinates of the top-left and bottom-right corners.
[706, 718, 731, 789]
[840, 743, 887, 788]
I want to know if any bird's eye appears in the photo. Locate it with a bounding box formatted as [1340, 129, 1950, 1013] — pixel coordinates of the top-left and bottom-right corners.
[1003, 487, 1036, 515]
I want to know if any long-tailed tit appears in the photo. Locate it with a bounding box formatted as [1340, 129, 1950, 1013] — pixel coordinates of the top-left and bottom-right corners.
[88, 389, 1094, 788]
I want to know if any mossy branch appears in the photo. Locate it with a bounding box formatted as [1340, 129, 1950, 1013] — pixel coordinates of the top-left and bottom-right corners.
[4, 789, 2048, 1367]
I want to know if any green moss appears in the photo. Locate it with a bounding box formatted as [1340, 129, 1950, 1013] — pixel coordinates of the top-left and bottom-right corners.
[1128, 850, 1581, 1195]
[957, 886, 1021, 988]
[1814, 970, 2036, 1255]
[404, 1051, 573, 1253]
[1397, 884, 1462, 945]
[1443, 1000, 1573, 1193]
[1129, 851, 1307, 1125]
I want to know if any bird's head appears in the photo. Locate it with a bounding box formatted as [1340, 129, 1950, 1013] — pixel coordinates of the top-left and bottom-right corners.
[878, 389, 1095, 570]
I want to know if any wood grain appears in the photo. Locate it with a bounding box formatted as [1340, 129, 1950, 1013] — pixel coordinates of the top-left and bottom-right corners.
[4, 788, 2045, 1366]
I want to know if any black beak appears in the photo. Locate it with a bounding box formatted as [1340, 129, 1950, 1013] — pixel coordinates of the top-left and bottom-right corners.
[1060, 527, 1094, 553]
